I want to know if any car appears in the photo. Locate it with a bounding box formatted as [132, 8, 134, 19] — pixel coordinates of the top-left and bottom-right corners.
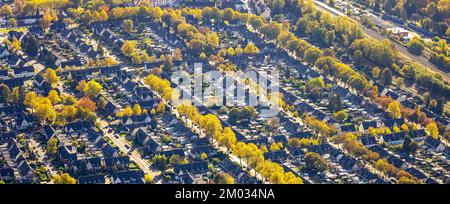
[125, 144, 130, 149]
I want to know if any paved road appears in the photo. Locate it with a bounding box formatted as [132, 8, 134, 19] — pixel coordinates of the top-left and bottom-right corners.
[54, 76, 161, 181]
[29, 138, 58, 184]
[313, 0, 450, 81]
[136, 76, 267, 183]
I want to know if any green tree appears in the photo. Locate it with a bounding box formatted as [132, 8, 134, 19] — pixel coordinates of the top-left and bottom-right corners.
[47, 137, 58, 156]
[304, 152, 328, 172]
[151, 155, 168, 171]
[334, 110, 348, 122]
[407, 37, 425, 55]
[214, 173, 235, 184]
[381, 68, 393, 85]
[402, 136, 418, 155]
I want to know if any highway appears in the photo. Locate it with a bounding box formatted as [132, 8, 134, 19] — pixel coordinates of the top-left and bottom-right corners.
[313, 0, 450, 81]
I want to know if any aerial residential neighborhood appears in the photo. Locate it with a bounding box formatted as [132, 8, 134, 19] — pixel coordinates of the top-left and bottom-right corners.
[0, 0, 449, 186]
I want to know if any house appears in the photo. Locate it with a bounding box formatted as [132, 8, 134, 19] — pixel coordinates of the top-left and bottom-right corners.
[34, 74, 46, 87]
[70, 157, 103, 176]
[99, 66, 121, 76]
[387, 155, 407, 169]
[242, 137, 269, 147]
[160, 149, 185, 159]
[252, 0, 271, 19]
[17, 161, 36, 180]
[406, 167, 427, 181]
[425, 177, 441, 184]
[43, 125, 56, 140]
[105, 101, 119, 116]
[359, 121, 379, 133]
[16, 15, 42, 26]
[383, 118, 405, 129]
[58, 145, 77, 162]
[122, 80, 137, 94]
[330, 148, 344, 161]
[424, 137, 445, 152]
[77, 174, 106, 184]
[120, 114, 152, 126]
[66, 121, 91, 133]
[357, 168, 379, 183]
[3, 78, 25, 88]
[0, 167, 15, 182]
[13, 66, 35, 78]
[151, 0, 178, 8]
[264, 150, 288, 163]
[190, 145, 217, 159]
[360, 135, 378, 147]
[110, 170, 145, 184]
[310, 144, 332, 155]
[104, 156, 130, 172]
[132, 128, 150, 145]
[58, 59, 83, 68]
[135, 87, 154, 102]
[67, 68, 94, 81]
[0, 45, 11, 59]
[272, 135, 288, 146]
[219, 158, 258, 184]
[410, 129, 427, 142]
[174, 161, 209, 175]
[444, 147, 450, 159]
[144, 137, 161, 155]
[0, 132, 15, 143]
[28, 26, 44, 35]
[0, 70, 9, 80]
[369, 145, 390, 158]
[6, 55, 23, 68]
[102, 144, 120, 158]
[183, 0, 216, 8]
[338, 156, 359, 172]
[337, 124, 357, 135]
[381, 132, 406, 146]
[15, 113, 34, 130]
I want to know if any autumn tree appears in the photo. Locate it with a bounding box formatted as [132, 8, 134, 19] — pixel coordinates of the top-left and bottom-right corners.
[1, 84, 11, 103]
[47, 90, 61, 105]
[53, 173, 76, 184]
[77, 97, 97, 112]
[306, 77, 325, 99]
[244, 43, 260, 55]
[44, 68, 59, 87]
[76, 80, 87, 93]
[387, 101, 401, 119]
[121, 40, 137, 57]
[83, 80, 103, 98]
[133, 104, 142, 115]
[40, 12, 52, 30]
[426, 122, 439, 139]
